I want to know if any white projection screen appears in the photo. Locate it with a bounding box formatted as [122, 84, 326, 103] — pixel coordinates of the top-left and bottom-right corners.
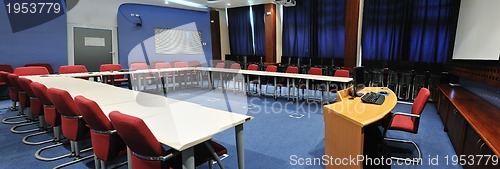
[452, 0, 500, 60]
[154, 28, 203, 55]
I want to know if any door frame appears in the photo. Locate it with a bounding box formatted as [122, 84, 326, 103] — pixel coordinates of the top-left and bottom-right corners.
[67, 24, 118, 65]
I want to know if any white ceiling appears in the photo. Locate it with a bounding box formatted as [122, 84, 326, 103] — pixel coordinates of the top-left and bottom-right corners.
[207, 0, 275, 9]
[125, 0, 275, 10]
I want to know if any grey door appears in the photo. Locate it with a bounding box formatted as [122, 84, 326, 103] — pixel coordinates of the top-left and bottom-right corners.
[74, 27, 113, 72]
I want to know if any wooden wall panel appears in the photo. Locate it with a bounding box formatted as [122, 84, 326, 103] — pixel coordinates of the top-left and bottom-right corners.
[448, 60, 500, 88]
[210, 10, 221, 61]
[344, 0, 360, 71]
[265, 4, 277, 64]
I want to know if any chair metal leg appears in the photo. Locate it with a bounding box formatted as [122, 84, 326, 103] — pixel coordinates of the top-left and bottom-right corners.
[22, 126, 54, 145]
[204, 142, 226, 169]
[384, 138, 422, 164]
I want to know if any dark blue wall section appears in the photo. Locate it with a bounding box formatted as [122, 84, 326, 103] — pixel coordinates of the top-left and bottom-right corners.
[0, 0, 67, 72]
[460, 78, 500, 109]
[117, 4, 212, 68]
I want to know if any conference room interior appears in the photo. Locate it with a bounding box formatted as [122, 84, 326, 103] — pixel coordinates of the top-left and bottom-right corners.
[0, 0, 499, 169]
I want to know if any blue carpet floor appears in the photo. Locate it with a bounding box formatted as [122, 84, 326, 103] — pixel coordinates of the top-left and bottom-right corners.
[0, 84, 462, 169]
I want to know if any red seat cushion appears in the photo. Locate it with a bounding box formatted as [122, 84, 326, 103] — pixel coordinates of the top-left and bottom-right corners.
[389, 114, 415, 132]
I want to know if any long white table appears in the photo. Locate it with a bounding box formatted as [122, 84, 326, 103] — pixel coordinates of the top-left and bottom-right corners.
[24, 76, 253, 169]
[44, 67, 353, 103]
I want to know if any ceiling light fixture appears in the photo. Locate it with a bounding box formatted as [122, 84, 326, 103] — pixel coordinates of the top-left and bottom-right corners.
[227, 3, 231, 6]
[168, 0, 207, 9]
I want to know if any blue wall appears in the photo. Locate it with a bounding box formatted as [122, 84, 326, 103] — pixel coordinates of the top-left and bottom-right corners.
[117, 4, 212, 68]
[0, 0, 67, 72]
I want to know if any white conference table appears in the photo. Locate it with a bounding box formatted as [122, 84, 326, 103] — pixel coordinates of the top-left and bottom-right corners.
[48, 66, 353, 102]
[24, 76, 253, 169]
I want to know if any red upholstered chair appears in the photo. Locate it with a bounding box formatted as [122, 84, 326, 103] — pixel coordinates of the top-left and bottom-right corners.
[299, 67, 324, 102]
[246, 64, 260, 95]
[31, 82, 71, 161]
[331, 69, 350, 97]
[383, 88, 430, 163]
[263, 65, 278, 98]
[130, 62, 159, 91]
[228, 63, 245, 93]
[3, 67, 49, 126]
[59, 65, 89, 80]
[187, 61, 202, 85]
[25, 63, 54, 74]
[0, 65, 13, 93]
[0, 71, 18, 111]
[100, 64, 128, 86]
[47, 88, 94, 167]
[0, 64, 14, 73]
[174, 62, 190, 88]
[15, 78, 52, 139]
[156, 62, 174, 94]
[277, 66, 299, 101]
[75, 96, 127, 168]
[334, 69, 350, 78]
[109, 111, 228, 169]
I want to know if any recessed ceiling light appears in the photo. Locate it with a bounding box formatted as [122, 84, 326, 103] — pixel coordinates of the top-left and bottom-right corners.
[164, 1, 169, 4]
[227, 3, 231, 6]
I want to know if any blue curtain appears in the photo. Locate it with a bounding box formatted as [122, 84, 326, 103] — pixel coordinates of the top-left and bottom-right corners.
[252, 5, 266, 56]
[362, 0, 460, 63]
[282, 0, 314, 58]
[283, 0, 345, 58]
[408, 0, 460, 63]
[317, 0, 346, 58]
[228, 6, 254, 56]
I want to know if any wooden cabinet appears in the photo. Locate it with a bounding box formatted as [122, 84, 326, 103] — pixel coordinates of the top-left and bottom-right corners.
[446, 105, 466, 155]
[462, 125, 498, 169]
[438, 92, 450, 130]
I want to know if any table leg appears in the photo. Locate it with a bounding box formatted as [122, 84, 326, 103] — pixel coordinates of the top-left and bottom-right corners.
[306, 79, 309, 102]
[220, 73, 225, 90]
[208, 71, 213, 90]
[326, 82, 330, 104]
[274, 77, 277, 100]
[111, 75, 115, 85]
[182, 147, 195, 169]
[236, 124, 245, 169]
[246, 75, 250, 95]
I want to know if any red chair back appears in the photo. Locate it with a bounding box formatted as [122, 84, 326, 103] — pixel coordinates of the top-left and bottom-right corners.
[31, 82, 60, 127]
[14, 66, 49, 76]
[100, 64, 122, 72]
[0, 64, 14, 73]
[18, 78, 43, 116]
[215, 62, 225, 68]
[155, 62, 172, 69]
[59, 65, 88, 74]
[75, 96, 126, 161]
[8, 74, 28, 108]
[412, 88, 430, 119]
[47, 88, 89, 141]
[130, 63, 150, 70]
[109, 111, 164, 169]
[188, 61, 201, 67]
[334, 69, 350, 78]
[174, 62, 188, 68]
[25, 63, 53, 74]
[247, 64, 259, 71]
[285, 66, 299, 74]
[308, 67, 323, 75]
[100, 64, 125, 80]
[230, 63, 241, 69]
[0, 72, 17, 102]
[0, 71, 8, 86]
[266, 65, 278, 72]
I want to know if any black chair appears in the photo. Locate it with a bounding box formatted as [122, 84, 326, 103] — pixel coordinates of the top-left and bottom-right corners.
[281, 56, 291, 65]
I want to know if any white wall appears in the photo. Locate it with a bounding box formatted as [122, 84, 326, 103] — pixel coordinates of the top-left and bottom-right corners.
[65, 0, 208, 64]
[453, 0, 500, 60]
[219, 9, 230, 60]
